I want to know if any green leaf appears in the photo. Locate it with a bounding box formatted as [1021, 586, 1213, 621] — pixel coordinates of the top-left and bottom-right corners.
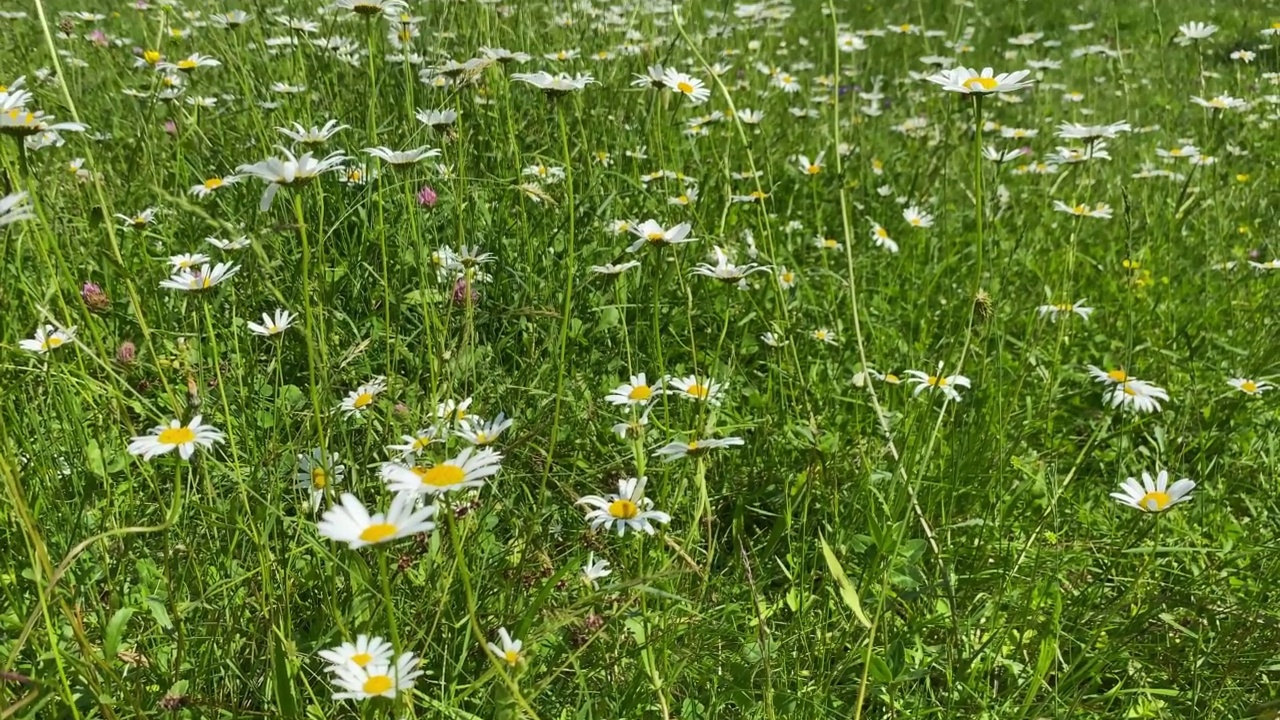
[820, 535, 872, 629]
[103, 607, 133, 660]
[144, 596, 172, 630]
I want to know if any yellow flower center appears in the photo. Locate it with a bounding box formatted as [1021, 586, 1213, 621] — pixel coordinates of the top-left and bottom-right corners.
[929, 376, 947, 387]
[358, 523, 397, 543]
[144, 50, 161, 64]
[1055, 303, 1075, 312]
[503, 649, 520, 665]
[158, 426, 196, 445]
[608, 499, 639, 519]
[1072, 204, 1087, 214]
[201, 275, 214, 289]
[353, 392, 374, 408]
[885, 373, 900, 384]
[1241, 380, 1258, 393]
[963, 76, 999, 92]
[806, 164, 821, 175]
[1138, 491, 1171, 511]
[350, 652, 373, 667]
[204, 177, 223, 189]
[177, 59, 196, 69]
[646, 231, 666, 241]
[1106, 370, 1128, 383]
[311, 468, 327, 489]
[686, 383, 710, 399]
[781, 272, 794, 283]
[45, 336, 65, 349]
[349, 170, 363, 182]
[676, 194, 689, 204]
[628, 385, 652, 401]
[750, 190, 767, 199]
[823, 239, 837, 248]
[874, 227, 888, 239]
[899, 24, 913, 32]
[676, 81, 694, 94]
[413, 464, 466, 488]
[1236, 174, 1249, 182]
[362, 674, 394, 694]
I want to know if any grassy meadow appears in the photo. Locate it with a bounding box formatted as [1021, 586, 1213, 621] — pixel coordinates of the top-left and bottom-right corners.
[3, 0, 1280, 717]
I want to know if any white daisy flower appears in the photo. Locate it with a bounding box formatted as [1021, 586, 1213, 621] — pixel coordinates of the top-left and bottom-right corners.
[1227, 377, 1272, 396]
[925, 66, 1034, 95]
[1102, 379, 1169, 413]
[666, 375, 724, 405]
[653, 436, 745, 462]
[317, 492, 437, 549]
[626, 220, 696, 252]
[247, 309, 295, 336]
[581, 553, 611, 587]
[1036, 300, 1094, 321]
[904, 370, 971, 402]
[455, 413, 513, 446]
[486, 627, 524, 666]
[127, 415, 225, 460]
[380, 446, 503, 496]
[330, 651, 422, 700]
[1110, 470, 1195, 512]
[577, 476, 671, 536]
[339, 376, 387, 417]
[20, 324, 76, 354]
[318, 634, 393, 673]
[294, 448, 345, 512]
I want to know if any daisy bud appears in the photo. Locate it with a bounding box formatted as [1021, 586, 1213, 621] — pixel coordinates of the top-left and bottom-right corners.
[417, 185, 438, 208]
[81, 281, 110, 312]
[116, 340, 137, 365]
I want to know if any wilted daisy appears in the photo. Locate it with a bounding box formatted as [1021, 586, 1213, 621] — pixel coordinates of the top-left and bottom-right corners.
[0, 192, 35, 227]
[487, 627, 524, 667]
[1110, 470, 1195, 513]
[1103, 379, 1169, 414]
[653, 436, 745, 462]
[611, 405, 652, 441]
[319, 635, 394, 673]
[456, 413, 513, 446]
[364, 145, 441, 166]
[247, 309, 295, 336]
[330, 652, 422, 701]
[317, 492, 437, 549]
[905, 370, 971, 402]
[626, 220, 696, 252]
[926, 66, 1033, 95]
[1036, 300, 1094, 321]
[581, 554, 612, 587]
[510, 71, 596, 94]
[235, 147, 347, 211]
[294, 448, 345, 511]
[20, 324, 76, 354]
[159, 262, 240, 291]
[691, 246, 770, 283]
[606, 374, 659, 406]
[667, 375, 724, 405]
[339, 376, 387, 417]
[127, 415, 225, 460]
[381, 447, 503, 496]
[577, 476, 671, 536]
[661, 68, 710, 104]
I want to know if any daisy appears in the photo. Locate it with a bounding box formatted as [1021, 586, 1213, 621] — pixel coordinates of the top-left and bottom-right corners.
[387, 426, 444, 459]
[206, 235, 251, 251]
[811, 328, 838, 345]
[339, 376, 387, 417]
[926, 66, 1034, 95]
[235, 147, 348, 211]
[1056, 121, 1132, 140]
[317, 492, 437, 549]
[761, 331, 786, 348]
[364, 145, 441, 166]
[870, 223, 898, 253]
[796, 152, 825, 176]
[581, 554, 611, 587]
[116, 207, 159, 229]
[0, 192, 35, 227]
[690, 246, 770, 283]
[186, 177, 234, 204]
[666, 375, 724, 405]
[20, 324, 76, 354]
[904, 370, 971, 402]
[1228, 377, 1272, 396]
[577, 476, 671, 536]
[1036, 300, 1094, 321]
[1191, 95, 1247, 111]
[247, 309, 295, 336]
[333, 0, 408, 17]
[158, 52, 221, 72]
[480, 46, 531, 64]
[456, 413, 513, 446]
[1110, 470, 1195, 513]
[631, 64, 666, 88]
[276, 120, 348, 145]
[1103, 379, 1169, 413]
[294, 448, 345, 512]
[381, 446, 503, 496]
[661, 68, 710, 104]
[606, 374, 659, 406]
[903, 206, 933, 228]
[415, 108, 457, 128]
[0, 107, 86, 138]
[159, 262, 240, 291]
[777, 266, 798, 289]
[318, 635, 394, 673]
[1175, 21, 1217, 45]
[1052, 200, 1112, 219]
[736, 108, 764, 124]
[436, 397, 473, 424]
[510, 71, 596, 94]
[127, 415, 225, 460]
[330, 652, 422, 701]
[626, 220, 696, 253]
[590, 261, 641, 275]
[1086, 366, 1133, 385]
[486, 627, 524, 667]
[1156, 144, 1200, 160]
[653, 436, 745, 462]
[611, 405, 652, 441]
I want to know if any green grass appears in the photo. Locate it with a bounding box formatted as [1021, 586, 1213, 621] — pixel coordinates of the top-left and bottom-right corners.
[3, 0, 1280, 717]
